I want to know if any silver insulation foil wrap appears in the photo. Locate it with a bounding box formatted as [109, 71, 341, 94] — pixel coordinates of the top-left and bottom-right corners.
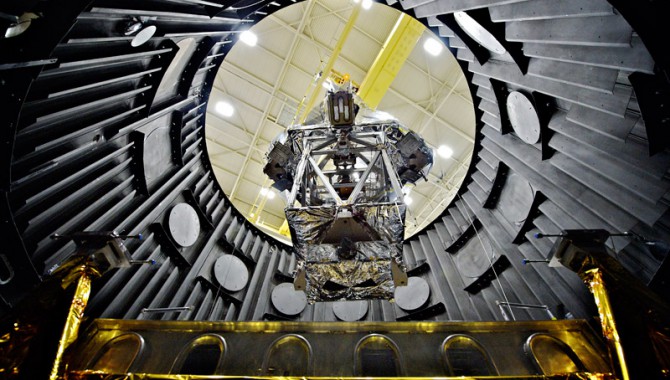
[285, 206, 338, 250]
[287, 204, 406, 301]
[305, 259, 394, 301]
[352, 204, 405, 243]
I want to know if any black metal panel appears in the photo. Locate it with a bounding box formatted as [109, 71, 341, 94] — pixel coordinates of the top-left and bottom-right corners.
[183, 189, 214, 230]
[0, 192, 41, 307]
[196, 276, 243, 305]
[446, 218, 482, 254]
[512, 191, 547, 245]
[149, 223, 190, 268]
[130, 131, 150, 196]
[396, 302, 446, 321]
[629, 72, 670, 155]
[218, 238, 256, 268]
[464, 9, 529, 74]
[436, 14, 490, 66]
[144, 40, 179, 115]
[464, 255, 511, 294]
[177, 37, 216, 97]
[483, 162, 508, 209]
[607, 0, 670, 81]
[263, 312, 292, 321]
[489, 79, 512, 134]
[406, 260, 430, 276]
[530, 91, 555, 161]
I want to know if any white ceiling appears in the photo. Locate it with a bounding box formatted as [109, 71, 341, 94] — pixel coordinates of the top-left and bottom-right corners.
[205, 0, 475, 244]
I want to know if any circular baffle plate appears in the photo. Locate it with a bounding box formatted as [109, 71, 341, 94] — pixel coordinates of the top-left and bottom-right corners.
[333, 300, 369, 321]
[131, 25, 157, 47]
[394, 277, 430, 311]
[213, 254, 249, 292]
[168, 203, 200, 247]
[454, 11, 507, 55]
[506, 91, 541, 144]
[143, 126, 171, 182]
[271, 283, 307, 316]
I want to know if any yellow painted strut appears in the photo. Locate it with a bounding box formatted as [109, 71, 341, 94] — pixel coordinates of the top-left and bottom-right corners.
[297, 4, 362, 124]
[357, 13, 424, 110]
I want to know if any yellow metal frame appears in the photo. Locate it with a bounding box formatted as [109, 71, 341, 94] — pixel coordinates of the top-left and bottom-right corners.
[296, 4, 362, 124]
[357, 13, 424, 110]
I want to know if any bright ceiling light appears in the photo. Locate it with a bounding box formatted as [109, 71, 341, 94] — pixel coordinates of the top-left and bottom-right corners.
[361, 0, 373, 9]
[260, 187, 275, 199]
[404, 196, 413, 206]
[437, 145, 453, 158]
[423, 37, 443, 56]
[239, 30, 257, 46]
[322, 79, 333, 91]
[215, 101, 234, 117]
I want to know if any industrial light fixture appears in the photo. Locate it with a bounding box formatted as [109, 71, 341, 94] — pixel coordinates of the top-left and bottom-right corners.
[404, 196, 413, 206]
[437, 145, 453, 158]
[260, 187, 275, 199]
[215, 101, 234, 117]
[423, 37, 443, 56]
[239, 30, 257, 46]
[361, 0, 373, 10]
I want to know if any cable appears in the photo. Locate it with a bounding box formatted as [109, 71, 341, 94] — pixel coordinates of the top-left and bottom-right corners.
[456, 192, 516, 321]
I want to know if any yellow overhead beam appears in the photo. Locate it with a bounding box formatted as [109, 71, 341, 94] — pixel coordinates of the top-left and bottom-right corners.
[357, 13, 424, 110]
[297, 3, 362, 124]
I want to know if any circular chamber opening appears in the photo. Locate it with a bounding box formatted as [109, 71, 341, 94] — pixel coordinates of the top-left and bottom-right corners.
[205, 0, 475, 244]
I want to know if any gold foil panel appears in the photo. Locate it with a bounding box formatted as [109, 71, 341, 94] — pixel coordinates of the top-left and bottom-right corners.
[583, 268, 630, 380]
[49, 270, 94, 380]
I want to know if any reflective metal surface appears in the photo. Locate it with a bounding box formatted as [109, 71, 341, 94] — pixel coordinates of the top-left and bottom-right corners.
[169, 334, 226, 375]
[261, 334, 313, 376]
[213, 254, 248, 292]
[131, 25, 157, 47]
[394, 276, 430, 311]
[332, 300, 369, 321]
[66, 318, 612, 378]
[525, 333, 586, 375]
[506, 91, 541, 144]
[550, 229, 670, 379]
[454, 11, 507, 55]
[442, 334, 498, 376]
[87, 333, 144, 373]
[168, 203, 200, 247]
[271, 283, 307, 316]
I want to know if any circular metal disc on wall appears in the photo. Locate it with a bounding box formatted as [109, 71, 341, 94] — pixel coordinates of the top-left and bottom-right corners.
[454, 12, 507, 55]
[214, 254, 249, 292]
[271, 283, 307, 316]
[168, 203, 200, 247]
[333, 300, 369, 321]
[497, 171, 535, 228]
[143, 126, 172, 182]
[394, 277, 430, 311]
[131, 25, 157, 47]
[507, 91, 541, 144]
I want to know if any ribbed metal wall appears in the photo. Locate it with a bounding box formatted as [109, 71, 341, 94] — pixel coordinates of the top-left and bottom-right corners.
[1, 0, 668, 323]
